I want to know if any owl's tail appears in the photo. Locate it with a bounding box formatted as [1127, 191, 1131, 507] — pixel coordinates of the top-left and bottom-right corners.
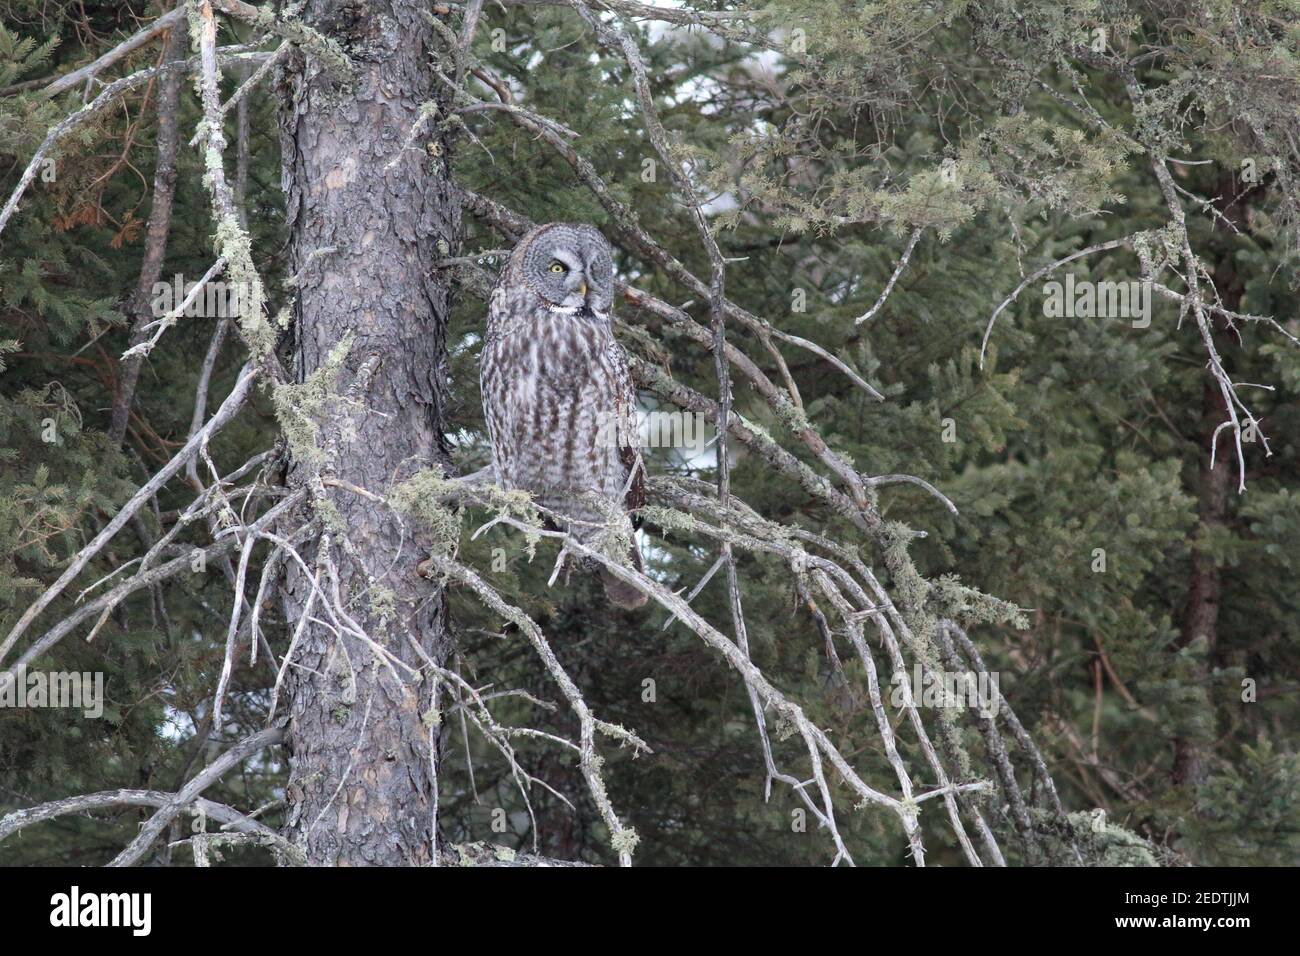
[600, 543, 649, 610]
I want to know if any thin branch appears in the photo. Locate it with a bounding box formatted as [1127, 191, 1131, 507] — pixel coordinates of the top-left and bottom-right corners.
[6, 7, 186, 99]
[979, 237, 1133, 367]
[0, 364, 259, 673]
[107, 727, 285, 866]
[855, 228, 922, 324]
[0, 788, 302, 865]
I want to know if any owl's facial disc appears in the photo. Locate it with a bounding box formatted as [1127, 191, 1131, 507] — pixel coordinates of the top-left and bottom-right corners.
[525, 226, 615, 317]
[548, 247, 589, 310]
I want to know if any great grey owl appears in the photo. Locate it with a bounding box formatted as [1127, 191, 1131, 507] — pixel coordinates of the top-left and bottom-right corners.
[480, 223, 647, 609]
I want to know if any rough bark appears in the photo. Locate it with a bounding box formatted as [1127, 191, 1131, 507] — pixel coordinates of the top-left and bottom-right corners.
[277, 0, 459, 865]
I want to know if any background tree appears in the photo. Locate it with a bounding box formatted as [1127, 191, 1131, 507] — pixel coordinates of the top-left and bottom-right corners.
[1, 0, 1297, 867]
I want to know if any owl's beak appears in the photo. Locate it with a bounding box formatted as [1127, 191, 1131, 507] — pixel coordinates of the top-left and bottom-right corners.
[577, 280, 588, 297]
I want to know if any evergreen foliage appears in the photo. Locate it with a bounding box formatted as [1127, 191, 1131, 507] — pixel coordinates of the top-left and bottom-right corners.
[1, 0, 1296, 866]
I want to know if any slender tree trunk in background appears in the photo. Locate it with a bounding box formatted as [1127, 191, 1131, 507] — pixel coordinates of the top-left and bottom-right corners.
[1172, 175, 1247, 787]
[276, 0, 459, 865]
[1173, 377, 1229, 785]
[234, 59, 251, 226]
[109, 12, 186, 447]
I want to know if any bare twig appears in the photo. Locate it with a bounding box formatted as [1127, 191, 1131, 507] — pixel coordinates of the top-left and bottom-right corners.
[0, 364, 259, 673]
[855, 228, 922, 324]
[107, 727, 286, 867]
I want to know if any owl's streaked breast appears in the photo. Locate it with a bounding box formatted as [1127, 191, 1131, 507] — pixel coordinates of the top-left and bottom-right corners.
[481, 287, 636, 531]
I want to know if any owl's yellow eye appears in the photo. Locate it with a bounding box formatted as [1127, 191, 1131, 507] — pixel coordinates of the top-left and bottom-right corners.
[548, 261, 566, 274]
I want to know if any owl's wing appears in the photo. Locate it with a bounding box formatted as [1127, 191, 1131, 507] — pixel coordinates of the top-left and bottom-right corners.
[608, 335, 645, 528]
[480, 283, 516, 482]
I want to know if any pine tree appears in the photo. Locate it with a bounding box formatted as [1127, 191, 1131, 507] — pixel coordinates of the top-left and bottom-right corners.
[1, 0, 1296, 868]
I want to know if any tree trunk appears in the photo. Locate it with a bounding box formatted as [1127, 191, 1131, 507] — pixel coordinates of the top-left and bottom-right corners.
[276, 0, 459, 865]
[1172, 376, 1229, 785]
[1171, 173, 1247, 787]
[109, 10, 186, 447]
